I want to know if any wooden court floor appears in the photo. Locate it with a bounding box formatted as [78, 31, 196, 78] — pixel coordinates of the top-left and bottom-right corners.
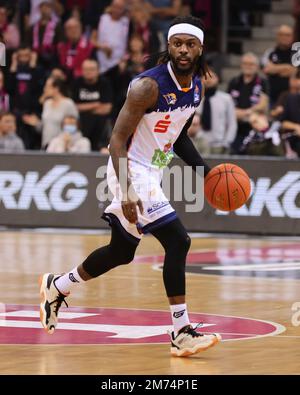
[0, 230, 299, 375]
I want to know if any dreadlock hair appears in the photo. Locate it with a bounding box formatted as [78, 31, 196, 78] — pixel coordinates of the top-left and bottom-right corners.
[156, 15, 210, 79]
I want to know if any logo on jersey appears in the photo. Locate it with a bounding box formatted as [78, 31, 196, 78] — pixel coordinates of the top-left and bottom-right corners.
[151, 140, 174, 169]
[194, 85, 200, 104]
[153, 115, 171, 133]
[163, 93, 177, 106]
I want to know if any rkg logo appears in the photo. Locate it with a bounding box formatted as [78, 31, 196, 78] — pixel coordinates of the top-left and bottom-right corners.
[0, 165, 88, 211]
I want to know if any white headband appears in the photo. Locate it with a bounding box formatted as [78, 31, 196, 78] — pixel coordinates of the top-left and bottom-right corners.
[168, 23, 204, 44]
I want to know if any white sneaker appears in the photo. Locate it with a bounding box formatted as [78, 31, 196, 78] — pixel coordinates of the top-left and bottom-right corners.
[169, 324, 221, 357]
[39, 273, 69, 334]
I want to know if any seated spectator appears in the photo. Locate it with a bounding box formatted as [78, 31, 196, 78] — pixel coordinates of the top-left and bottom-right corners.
[198, 70, 237, 154]
[91, 0, 129, 93]
[27, 1, 63, 74]
[0, 69, 10, 112]
[241, 111, 283, 156]
[58, 17, 94, 80]
[129, 5, 160, 56]
[187, 112, 210, 155]
[23, 77, 78, 148]
[0, 112, 25, 152]
[261, 25, 295, 106]
[47, 114, 90, 153]
[72, 59, 112, 152]
[228, 52, 269, 154]
[145, 0, 181, 41]
[281, 90, 300, 157]
[271, 72, 300, 119]
[0, 5, 20, 50]
[7, 46, 43, 149]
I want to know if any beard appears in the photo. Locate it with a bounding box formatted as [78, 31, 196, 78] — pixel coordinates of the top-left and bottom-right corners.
[169, 53, 199, 76]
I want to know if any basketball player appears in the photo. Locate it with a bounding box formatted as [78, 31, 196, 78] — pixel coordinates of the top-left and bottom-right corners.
[39, 15, 221, 357]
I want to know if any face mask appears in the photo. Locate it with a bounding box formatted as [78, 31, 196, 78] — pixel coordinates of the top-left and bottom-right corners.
[63, 124, 77, 134]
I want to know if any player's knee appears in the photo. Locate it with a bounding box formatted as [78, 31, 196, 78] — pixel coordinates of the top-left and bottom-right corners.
[115, 248, 135, 266]
[167, 233, 191, 256]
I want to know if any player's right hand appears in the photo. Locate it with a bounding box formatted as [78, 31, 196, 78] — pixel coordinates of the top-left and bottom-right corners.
[121, 186, 144, 224]
[121, 199, 143, 224]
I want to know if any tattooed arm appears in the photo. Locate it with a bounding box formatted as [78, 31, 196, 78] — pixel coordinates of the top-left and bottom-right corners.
[109, 77, 159, 224]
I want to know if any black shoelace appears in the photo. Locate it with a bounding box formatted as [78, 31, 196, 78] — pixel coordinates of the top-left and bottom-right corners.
[50, 294, 68, 315]
[183, 323, 204, 338]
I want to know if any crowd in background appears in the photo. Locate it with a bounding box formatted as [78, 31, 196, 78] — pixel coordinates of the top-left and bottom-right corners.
[0, 0, 299, 159]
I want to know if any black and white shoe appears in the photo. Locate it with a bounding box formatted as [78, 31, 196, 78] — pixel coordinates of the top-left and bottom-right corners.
[39, 273, 69, 334]
[169, 324, 221, 357]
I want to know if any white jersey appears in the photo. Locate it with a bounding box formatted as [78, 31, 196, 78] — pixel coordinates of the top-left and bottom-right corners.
[127, 61, 202, 170]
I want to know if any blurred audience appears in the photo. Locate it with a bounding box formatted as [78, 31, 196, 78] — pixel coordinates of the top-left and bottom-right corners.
[281, 86, 300, 157]
[261, 25, 295, 106]
[271, 72, 300, 119]
[24, 0, 62, 28]
[187, 112, 210, 154]
[92, 0, 129, 75]
[0, 0, 297, 161]
[0, 112, 25, 152]
[129, 5, 160, 56]
[146, 0, 181, 41]
[228, 52, 269, 154]
[0, 6, 19, 50]
[58, 17, 94, 79]
[0, 69, 10, 112]
[23, 77, 78, 148]
[72, 59, 112, 152]
[241, 111, 283, 156]
[47, 114, 91, 153]
[26, 1, 63, 74]
[7, 46, 43, 149]
[198, 70, 237, 154]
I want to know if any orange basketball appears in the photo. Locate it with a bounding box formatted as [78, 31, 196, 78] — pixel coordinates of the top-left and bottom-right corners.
[204, 163, 251, 211]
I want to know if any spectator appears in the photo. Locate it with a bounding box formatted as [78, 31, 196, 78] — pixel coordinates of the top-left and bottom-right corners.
[187, 112, 210, 154]
[129, 5, 160, 56]
[0, 69, 10, 112]
[58, 17, 94, 79]
[39, 67, 68, 105]
[47, 114, 90, 153]
[0, 112, 25, 152]
[281, 89, 300, 157]
[27, 1, 63, 74]
[7, 46, 43, 149]
[228, 52, 269, 154]
[271, 72, 300, 119]
[23, 77, 78, 148]
[92, 0, 129, 75]
[198, 70, 237, 154]
[146, 0, 181, 41]
[72, 59, 112, 152]
[241, 111, 283, 156]
[261, 25, 295, 106]
[0, 6, 20, 50]
[8, 46, 42, 114]
[24, 0, 62, 28]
